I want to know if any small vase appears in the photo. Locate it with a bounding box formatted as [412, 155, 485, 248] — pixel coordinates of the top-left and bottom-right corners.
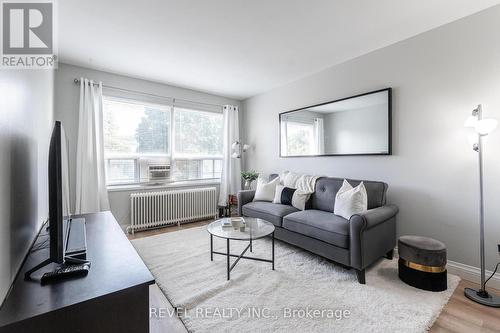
[244, 180, 251, 190]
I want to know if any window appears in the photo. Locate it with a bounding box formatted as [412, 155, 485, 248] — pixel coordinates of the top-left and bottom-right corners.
[173, 159, 222, 181]
[102, 97, 223, 185]
[172, 107, 223, 180]
[174, 108, 223, 157]
[103, 98, 170, 155]
[202, 159, 222, 179]
[284, 121, 316, 156]
[103, 97, 170, 185]
[105, 159, 137, 184]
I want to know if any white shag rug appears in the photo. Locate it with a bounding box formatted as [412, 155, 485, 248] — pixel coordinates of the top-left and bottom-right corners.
[132, 226, 459, 333]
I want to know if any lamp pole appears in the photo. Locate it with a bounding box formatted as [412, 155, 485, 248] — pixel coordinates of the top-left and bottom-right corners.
[474, 105, 487, 294]
[464, 104, 500, 307]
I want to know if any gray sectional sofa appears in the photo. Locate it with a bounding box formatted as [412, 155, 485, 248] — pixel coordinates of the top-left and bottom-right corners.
[237, 175, 399, 284]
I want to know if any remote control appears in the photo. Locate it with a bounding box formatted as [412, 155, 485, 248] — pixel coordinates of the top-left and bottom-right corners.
[41, 263, 90, 284]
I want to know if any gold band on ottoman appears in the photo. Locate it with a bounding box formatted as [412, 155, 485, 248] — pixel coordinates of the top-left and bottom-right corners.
[400, 259, 446, 273]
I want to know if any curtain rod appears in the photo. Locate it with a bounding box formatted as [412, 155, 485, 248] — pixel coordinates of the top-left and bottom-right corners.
[73, 78, 224, 108]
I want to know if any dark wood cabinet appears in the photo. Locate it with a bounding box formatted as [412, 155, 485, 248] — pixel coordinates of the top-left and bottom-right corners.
[0, 211, 154, 332]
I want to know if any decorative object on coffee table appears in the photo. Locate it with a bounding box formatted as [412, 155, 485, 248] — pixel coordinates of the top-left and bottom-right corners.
[398, 235, 447, 292]
[463, 105, 500, 307]
[207, 217, 275, 280]
[241, 170, 259, 190]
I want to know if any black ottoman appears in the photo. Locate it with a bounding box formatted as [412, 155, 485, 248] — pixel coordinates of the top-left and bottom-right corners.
[398, 236, 447, 292]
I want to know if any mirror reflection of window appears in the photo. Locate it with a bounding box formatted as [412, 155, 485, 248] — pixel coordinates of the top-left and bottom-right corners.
[280, 89, 390, 157]
[281, 114, 325, 156]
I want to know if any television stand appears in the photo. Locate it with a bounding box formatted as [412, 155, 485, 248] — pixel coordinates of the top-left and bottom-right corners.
[24, 217, 88, 280]
[24, 258, 53, 280]
[1, 211, 154, 332]
[65, 217, 87, 260]
[64, 255, 88, 265]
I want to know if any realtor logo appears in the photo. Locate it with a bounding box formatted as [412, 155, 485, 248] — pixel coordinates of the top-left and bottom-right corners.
[1, 0, 57, 68]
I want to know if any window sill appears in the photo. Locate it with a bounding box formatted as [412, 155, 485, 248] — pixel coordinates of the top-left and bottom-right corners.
[107, 179, 221, 192]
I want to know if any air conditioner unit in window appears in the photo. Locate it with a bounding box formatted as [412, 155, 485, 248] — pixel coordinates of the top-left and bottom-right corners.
[148, 164, 171, 182]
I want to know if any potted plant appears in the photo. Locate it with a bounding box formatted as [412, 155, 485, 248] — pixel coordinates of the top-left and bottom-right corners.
[241, 170, 259, 190]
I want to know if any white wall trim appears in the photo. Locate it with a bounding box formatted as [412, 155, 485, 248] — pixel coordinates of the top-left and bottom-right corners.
[447, 260, 500, 291]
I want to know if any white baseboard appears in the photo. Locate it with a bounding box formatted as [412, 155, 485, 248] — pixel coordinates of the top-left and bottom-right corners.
[447, 260, 500, 291]
[394, 247, 500, 290]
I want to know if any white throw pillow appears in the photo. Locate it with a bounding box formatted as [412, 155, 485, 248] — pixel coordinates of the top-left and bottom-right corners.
[333, 180, 368, 219]
[273, 185, 310, 210]
[272, 185, 286, 204]
[253, 177, 280, 202]
[291, 189, 310, 211]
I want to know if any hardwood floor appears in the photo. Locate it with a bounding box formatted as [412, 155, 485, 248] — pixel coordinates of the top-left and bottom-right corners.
[430, 279, 500, 332]
[130, 222, 500, 333]
[149, 284, 187, 333]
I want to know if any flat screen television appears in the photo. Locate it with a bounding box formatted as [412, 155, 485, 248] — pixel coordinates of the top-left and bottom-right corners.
[25, 121, 75, 279]
[48, 120, 65, 264]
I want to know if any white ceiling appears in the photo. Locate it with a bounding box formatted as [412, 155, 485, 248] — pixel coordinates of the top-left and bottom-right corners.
[58, 0, 500, 100]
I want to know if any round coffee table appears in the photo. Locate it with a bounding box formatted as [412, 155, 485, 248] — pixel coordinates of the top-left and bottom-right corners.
[207, 217, 275, 280]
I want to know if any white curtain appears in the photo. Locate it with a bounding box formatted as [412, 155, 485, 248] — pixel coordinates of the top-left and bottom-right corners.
[75, 78, 110, 214]
[218, 105, 241, 206]
[314, 118, 325, 155]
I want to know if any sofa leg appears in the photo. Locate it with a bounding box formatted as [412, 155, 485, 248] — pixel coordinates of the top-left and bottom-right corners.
[355, 269, 366, 284]
[385, 249, 394, 260]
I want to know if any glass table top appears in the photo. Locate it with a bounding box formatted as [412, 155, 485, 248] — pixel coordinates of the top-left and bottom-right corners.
[207, 217, 275, 240]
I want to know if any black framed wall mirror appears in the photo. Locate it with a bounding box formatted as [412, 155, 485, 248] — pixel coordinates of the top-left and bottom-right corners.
[279, 88, 392, 157]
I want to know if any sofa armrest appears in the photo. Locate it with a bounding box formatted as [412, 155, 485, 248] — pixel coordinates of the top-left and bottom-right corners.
[237, 190, 255, 216]
[349, 204, 399, 270]
[350, 204, 399, 230]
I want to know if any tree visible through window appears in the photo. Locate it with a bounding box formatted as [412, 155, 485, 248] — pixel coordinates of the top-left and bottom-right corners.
[102, 97, 223, 185]
[136, 108, 169, 154]
[174, 107, 223, 156]
[286, 121, 315, 155]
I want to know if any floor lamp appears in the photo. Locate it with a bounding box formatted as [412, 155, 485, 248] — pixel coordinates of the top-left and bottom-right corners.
[463, 104, 500, 307]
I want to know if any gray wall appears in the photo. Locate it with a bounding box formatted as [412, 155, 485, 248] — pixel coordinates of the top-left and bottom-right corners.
[0, 70, 54, 302]
[242, 6, 500, 269]
[54, 63, 241, 228]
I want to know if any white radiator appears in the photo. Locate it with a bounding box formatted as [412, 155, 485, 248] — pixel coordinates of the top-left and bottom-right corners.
[128, 187, 217, 233]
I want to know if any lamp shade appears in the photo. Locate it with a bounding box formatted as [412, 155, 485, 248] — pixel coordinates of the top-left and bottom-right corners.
[475, 118, 498, 135]
[464, 115, 478, 128]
